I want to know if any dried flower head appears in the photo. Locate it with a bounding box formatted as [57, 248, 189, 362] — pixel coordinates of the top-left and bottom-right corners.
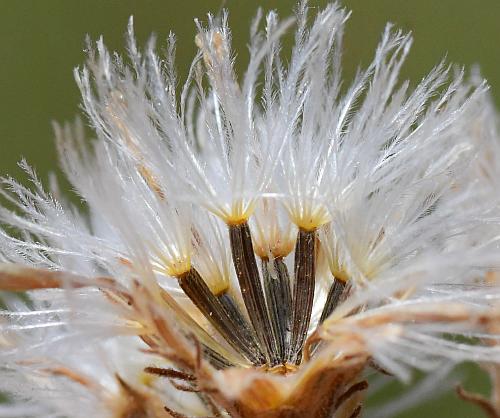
[2, 2, 500, 418]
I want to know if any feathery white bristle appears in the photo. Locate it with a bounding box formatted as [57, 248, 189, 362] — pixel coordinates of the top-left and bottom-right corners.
[2, 2, 500, 417]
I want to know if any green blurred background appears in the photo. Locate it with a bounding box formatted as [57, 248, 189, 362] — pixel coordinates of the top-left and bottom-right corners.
[1, 1, 498, 417]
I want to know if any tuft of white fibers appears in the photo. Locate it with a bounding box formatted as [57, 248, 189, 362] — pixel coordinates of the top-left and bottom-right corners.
[2, 1, 500, 417]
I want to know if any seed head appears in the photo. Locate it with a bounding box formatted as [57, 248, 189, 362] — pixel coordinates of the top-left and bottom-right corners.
[2, 2, 500, 418]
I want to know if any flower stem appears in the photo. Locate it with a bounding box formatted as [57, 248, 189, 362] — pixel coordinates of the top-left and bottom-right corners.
[178, 267, 264, 364]
[319, 277, 346, 324]
[289, 228, 316, 364]
[262, 257, 292, 365]
[229, 222, 278, 365]
[217, 292, 265, 363]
